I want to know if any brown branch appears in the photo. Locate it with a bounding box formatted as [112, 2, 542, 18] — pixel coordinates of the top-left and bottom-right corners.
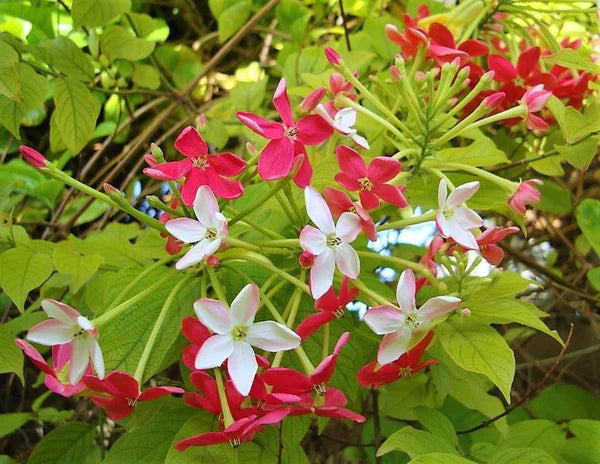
[457, 324, 574, 434]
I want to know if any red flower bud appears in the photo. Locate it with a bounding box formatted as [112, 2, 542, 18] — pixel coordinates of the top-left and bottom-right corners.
[205, 255, 219, 268]
[300, 87, 327, 113]
[299, 251, 315, 268]
[483, 92, 505, 110]
[324, 47, 342, 66]
[20, 145, 48, 169]
[390, 66, 402, 82]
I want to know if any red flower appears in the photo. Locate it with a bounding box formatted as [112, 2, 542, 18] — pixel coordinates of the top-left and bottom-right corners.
[385, 22, 429, 60]
[508, 179, 543, 214]
[181, 316, 212, 370]
[16, 339, 88, 397]
[323, 187, 377, 241]
[143, 126, 246, 205]
[357, 331, 437, 389]
[83, 371, 183, 421]
[296, 280, 359, 339]
[415, 237, 444, 291]
[158, 198, 183, 255]
[20, 145, 49, 169]
[334, 146, 407, 210]
[291, 388, 365, 422]
[449, 226, 519, 265]
[237, 78, 333, 187]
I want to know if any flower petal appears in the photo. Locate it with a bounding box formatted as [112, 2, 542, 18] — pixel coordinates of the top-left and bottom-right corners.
[334, 107, 357, 129]
[41, 299, 80, 325]
[447, 220, 479, 250]
[322, 187, 353, 216]
[180, 168, 208, 206]
[139, 386, 184, 401]
[192, 185, 220, 227]
[228, 342, 258, 396]
[335, 145, 367, 179]
[231, 284, 259, 327]
[194, 298, 232, 334]
[438, 178, 448, 209]
[377, 328, 412, 365]
[364, 305, 406, 335]
[453, 206, 483, 230]
[205, 169, 244, 200]
[15, 339, 54, 375]
[210, 152, 247, 177]
[90, 339, 105, 379]
[367, 157, 402, 183]
[69, 337, 90, 385]
[236, 112, 284, 139]
[336, 212, 361, 243]
[174, 126, 208, 157]
[273, 78, 294, 127]
[299, 225, 327, 255]
[195, 334, 234, 369]
[310, 248, 336, 299]
[246, 321, 300, 351]
[418, 295, 461, 323]
[296, 312, 335, 340]
[446, 181, 480, 208]
[396, 269, 416, 313]
[372, 183, 408, 208]
[258, 137, 295, 181]
[143, 159, 192, 181]
[305, 186, 335, 234]
[27, 320, 74, 346]
[334, 243, 360, 279]
[175, 239, 216, 270]
[165, 218, 206, 243]
[296, 114, 334, 145]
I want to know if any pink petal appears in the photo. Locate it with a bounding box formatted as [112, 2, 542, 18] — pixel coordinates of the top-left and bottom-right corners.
[180, 168, 208, 206]
[246, 321, 300, 351]
[210, 152, 246, 177]
[194, 334, 234, 369]
[487, 55, 517, 81]
[174, 126, 208, 158]
[236, 112, 284, 139]
[377, 328, 412, 365]
[296, 114, 334, 145]
[41, 299, 80, 324]
[299, 225, 327, 255]
[88, 395, 132, 421]
[334, 243, 359, 279]
[482, 244, 505, 265]
[175, 239, 220, 270]
[181, 316, 211, 344]
[364, 305, 406, 335]
[367, 157, 402, 183]
[526, 113, 549, 131]
[335, 212, 361, 243]
[458, 39, 489, 57]
[446, 181, 480, 208]
[310, 248, 336, 299]
[292, 150, 312, 188]
[372, 184, 408, 208]
[193, 298, 232, 334]
[258, 137, 295, 181]
[417, 296, 461, 322]
[139, 386, 184, 401]
[322, 187, 353, 216]
[296, 312, 335, 340]
[205, 170, 244, 199]
[143, 159, 192, 181]
[15, 339, 54, 375]
[396, 269, 416, 313]
[230, 284, 259, 327]
[175, 432, 229, 450]
[273, 78, 294, 127]
[228, 342, 258, 396]
[447, 221, 478, 250]
[429, 22, 455, 48]
[517, 46, 541, 78]
[335, 172, 361, 191]
[261, 368, 313, 393]
[27, 319, 73, 346]
[335, 145, 366, 179]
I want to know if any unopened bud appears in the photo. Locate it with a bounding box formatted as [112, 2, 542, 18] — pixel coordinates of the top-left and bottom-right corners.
[20, 145, 49, 169]
[246, 142, 258, 156]
[206, 255, 220, 268]
[483, 92, 505, 111]
[394, 54, 406, 68]
[390, 66, 402, 82]
[150, 143, 165, 163]
[197, 114, 207, 132]
[299, 251, 315, 268]
[324, 47, 342, 66]
[300, 87, 327, 113]
[415, 71, 426, 81]
[144, 153, 158, 168]
[103, 183, 123, 203]
[481, 70, 495, 83]
[461, 308, 471, 317]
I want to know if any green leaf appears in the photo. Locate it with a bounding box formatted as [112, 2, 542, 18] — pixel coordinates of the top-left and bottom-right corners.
[587, 267, 600, 292]
[37, 37, 94, 81]
[101, 25, 155, 61]
[0, 41, 18, 67]
[132, 64, 160, 89]
[215, 2, 250, 43]
[0, 326, 24, 383]
[27, 423, 96, 464]
[543, 49, 600, 75]
[0, 246, 53, 312]
[0, 412, 33, 439]
[496, 420, 565, 458]
[230, 78, 267, 112]
[435, 139, 508, 167]
[412, 407, 458, 446]
[489, 448, 555, 464]
[536, 180, 572, 215]
[71, 0, 131, 28]
[435, 319, 515, 402]
[377, 426, 459, 457]
[529, 383, 600, 421]
[562, 420, 600, 464]
[556, 136, 600, 170]
[469, 298, 563, 345]
[0, 66, 20, 101]
[575, 199, 600, 256]
[463, 271, 534, 305]
[408, 454, 478, 464]
[53, 77, 101, 153]
[52, 246, 104, 294]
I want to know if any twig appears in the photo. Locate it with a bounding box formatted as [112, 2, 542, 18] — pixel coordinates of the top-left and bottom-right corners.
[338, 0, 352, 51]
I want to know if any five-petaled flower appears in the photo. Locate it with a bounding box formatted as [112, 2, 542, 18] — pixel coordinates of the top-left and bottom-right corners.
[364, 269, 461, 364]
[449, 226, 519, 265]
[143, 126, 246, 205]
[436, 179, 483, 250]
[165, 186, 228, 270]
[299, 186, 362, 299]
[521, 85, 552, 130]
[192, 283, 301, 395]
[26, 299, 104, 385]
[508, 179, 543, 214]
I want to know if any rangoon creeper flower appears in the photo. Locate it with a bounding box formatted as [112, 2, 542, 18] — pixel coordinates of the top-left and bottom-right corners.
[436, 179, 483, 250]
[364, 270, 461, 365]
[165, 186, 228, 270]
[26, 299, 104, 385]
[330, 107, 370, 150]
[508, 179, 543, 214]
[193, 283, 301, 396]
[299, 186, 362, 299]
[521, 85, 552, 130]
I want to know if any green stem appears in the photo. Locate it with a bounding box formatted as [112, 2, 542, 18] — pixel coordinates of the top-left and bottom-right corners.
[357, 251, 441, 290]
[352, 278, 394, 306]
[207, 267, 227, 302]
[378, 211, 437, 231]
[225, 206, 284, 239]
[229, 177, 290, 226]
[214, 368, 235, 427]
[427, 160, 516, 191]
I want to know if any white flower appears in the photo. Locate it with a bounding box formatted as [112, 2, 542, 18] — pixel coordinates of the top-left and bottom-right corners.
[193, 284, 301, 396]
[364, 270, 461, 365]
[166, 186, 228, 269]
[436, 179, 483, 250]
[299, 186, 361, 299]
[26, 299, 104, 384]
[332, 108, 370, 150]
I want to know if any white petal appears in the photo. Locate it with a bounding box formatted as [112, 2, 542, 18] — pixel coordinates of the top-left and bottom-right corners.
[335, 213, 361, 243]
[396, 269, 416, 313]
[446, 181, 479, 209]
[305, 186, 335, 235]
[299, 226, 327, 255]
[418, 296, 461, 323]
[310, 248, 336, 299]
[246, 321, 300, 351]
[194, 298, 232, 334]
[335, 107, 357, 128]
[334, 243, 360, 279]
[27, 320, 74, 346]
[77, 316, 94, 332]
[90, 339, 105, 379]
[194, 334, 234, 369]
[453, 206, 483, 230]
[175, 239, 213, 270]
[436, 213, 452, 238]
[193, 185, 220, 227]
[363, 305, 406, 335]
[41, 300, 79, 326]
[377, 328, 412, 365]
[166, 218, 206, 243]
[214, 213, 229, 238]
[438, 178, 448, 209]
[231, 284, 259, 326]
[351, 133, 370, 150]
[227, 342, 258, 396]
[69, 337, 89, 385]
[447, 220, 479, 250]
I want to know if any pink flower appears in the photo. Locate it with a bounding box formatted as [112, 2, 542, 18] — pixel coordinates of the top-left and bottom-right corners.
[323, 187, 377, 241]
[335, 146, 407, 210]
[83, 371, 183, 421]
[329, 108, 370, 149]
[449, 226, 519, 265]
[300, 87, 327, 113]
[299, 187, 362, 299]
[20, 145, 49, 169]
[181, 316, 212, 370]
[15, 340, 89, 397]
[143, 126, 246, 205]
[415, 237, 444, 291]
[364, 270, 460, 364]
[508, 179, 543, 214]
[26, 299, 104, 384]
[236, 78, 333, 186]
[521, 85, 552, 130]
[165, 186, 228, 270]
[290, 388, 365, 422]
[192, 284, 300, 395]
[436, 179, 483, 250]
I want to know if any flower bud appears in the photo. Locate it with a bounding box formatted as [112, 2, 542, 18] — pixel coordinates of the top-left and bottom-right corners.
[508, 179, 543, 214]
[150, 143, 165, 163]
[205, 255, 220, 268]
[299, 251, 315, 268]
[390, 66, 402, 82]
[461, 308, 471, 317]
[300, 87, 327, 113]
[20, 146, 49, 169]
[483, 92, 505, 111]
[246, 142, 258, 156]
[103, 183, 123, 202]
[324, 47, 342, 66]
[197, 114, 207, 132]
[481, 70, 495, 83]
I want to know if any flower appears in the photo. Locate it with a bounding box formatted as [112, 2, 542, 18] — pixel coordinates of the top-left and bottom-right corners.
[521, 85, 552, 130]
[330, 108, 370, 150]
[508, 179, 543, 214]
[15, 340, 89, 397]
[181, 316, 212, 370]
[322, 187, 377, 241]
[436, 179, 483, 250]
[324, 47, 342, 66]
[193, 283, 301, 395]
[300, 87, 327, 113]
[449, 226, 519, 265]
[364, 269, 461, 364]
[158, 198, 183, 255]
[291, 388, 365, 422]
[83, 371, 183, 421]
[296, 280, 359, 339]
[26, 299, 104, 384]
[334, 146, 407, 210]
[357, 331, 437, 388]
[20, 145, 49, 169]
[385, 23, 429, 60]
[415, 236, 444, 291]
[236, 78, 333, 186]
[143, 126, 246, 205]
[165, 186, 228, 270]
[299, 186, 362, 299]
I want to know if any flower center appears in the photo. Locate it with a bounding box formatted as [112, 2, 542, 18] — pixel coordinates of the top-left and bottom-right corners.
[405, 313, 420, 329]
[398, 367, 412, 378]
[72, 327, 87, 339]
[327, 235, 342, 247]
[192, 156, 208, 169]
[229, 438, 241, 448]
[313, 383, 327, 397]
[333, 306, 345, 318]
[206, 228, 217, 240]
[443, 208, 454, 219]
[348, 205, 356, 213]
[126, 398, 138, 408]
[359, 177, 373, 191]
[232, 325, 248, 341]
[284, 126, 299, 139]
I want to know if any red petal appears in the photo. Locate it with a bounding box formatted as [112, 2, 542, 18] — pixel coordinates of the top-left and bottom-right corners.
[205, 168, 244, 199]
[143, 159, 192, 181]
[174, 126, 208, 158]
[89, 395, 133, 421]
[481, 244, 504, 265]
[429, 22, 455, 48]
[359, 190, 380, 210]
[335, 172, 361, 191]
[458, 39, 489, 58]
[273, 78, 294, 127]
[336, 145, 366, 179]
[180, 168, 208, 206]
[181, 316, 211, 345]
[317, 406, 366, 422]
[184, 391, 220, 415]
[296, 312, 335, 340]
[296, 115, 334, 145]
[322, 187, 353, 216]
[182, 345, 198, 370]
[237, 112, 284, 139]
[517, 46, 541, 78]
[175, 432, 229, 450]
[292, 150, 313, 188]
[258, 137, 295, 181]
[372, 183, 408, 208]
[139, 386, 183, 401]
[15, 339, 54, 376]
[406, 331, 434, 368]
[261, 368, 313, 393]
[210, 152, 246, 177]
[367, 157, 401, 183]
[487, 55, 517, 81]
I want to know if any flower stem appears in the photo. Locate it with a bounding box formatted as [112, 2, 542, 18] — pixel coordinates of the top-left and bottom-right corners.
[352, 278, 394, 306]
[214, 368, 235, 427]
[357, 251, 442, 290]
[426, 160, 516, 191]
[207, 267, 228, 302]
[377, 210, 437, 231]
[229, 177, 290, 226]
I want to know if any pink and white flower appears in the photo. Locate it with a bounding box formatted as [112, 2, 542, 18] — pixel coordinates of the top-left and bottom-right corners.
[364, 270, 461, 364]
[508, 179, 543, 214]
[299, 187, 362, 299]
[521, 85, 552, 130]
[165, 186, 228, 270]
[26, 299, 104, 384]
[330, 108, 370, 150]
[436, 179, 483, 250]
[193, 284, 301, 396]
